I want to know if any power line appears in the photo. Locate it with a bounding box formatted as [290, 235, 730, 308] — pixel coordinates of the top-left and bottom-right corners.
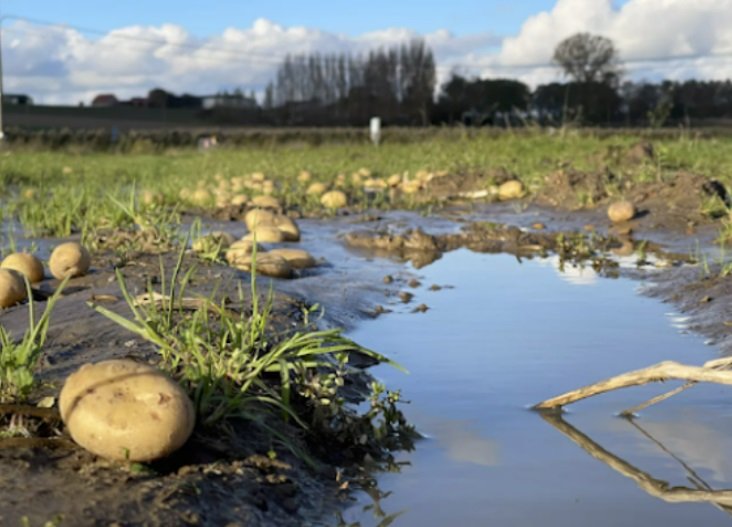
[3, 14, 732, 73]
[0, 15, 297, 66]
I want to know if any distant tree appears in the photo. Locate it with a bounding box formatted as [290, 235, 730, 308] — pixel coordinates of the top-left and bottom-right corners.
[263, 82, 274, 109]
[553, 33, 621, 85]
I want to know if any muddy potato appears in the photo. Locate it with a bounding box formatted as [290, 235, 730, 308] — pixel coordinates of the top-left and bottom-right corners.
[232, 253, 293, 279]
[268, 248, 317, 269]
[0, 268, 27, 308]
[225, 240, 263, 266]
[387, 174, 402, 187]
[59, 359, 195, 462]
[244, 225, 285, 243]
[321, 190, 348, 209]
[607, 200, 636, 223]
[306, 182, 327, 196]
[400, 180, 422, 194]
[244, 208, 277, 231]
[272, 214, 301, 242]
[497, 180, 525, 201]
[230, 194, 248, 207]
[1, 252, 44, 283]
[49, 242, 91, 280]
[190, 188, 212, 207]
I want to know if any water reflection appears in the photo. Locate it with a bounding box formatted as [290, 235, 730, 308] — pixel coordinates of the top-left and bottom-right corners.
[419, 417, 500, 467]
[542, 413, 732, 513]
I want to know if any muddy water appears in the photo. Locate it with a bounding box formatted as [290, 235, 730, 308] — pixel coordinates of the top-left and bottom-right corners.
[339, 249, 732, 526]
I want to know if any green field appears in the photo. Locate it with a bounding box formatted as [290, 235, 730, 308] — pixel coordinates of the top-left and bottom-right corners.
[2, 129, 732, 239]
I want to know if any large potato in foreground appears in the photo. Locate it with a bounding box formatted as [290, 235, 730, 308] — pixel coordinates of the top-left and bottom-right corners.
[0, 268, 27, 308]
[1, 252, 44, 283]
[607, 200, 636, 223]
[59, 359, 195, 462]
[49, 242, 91, 280]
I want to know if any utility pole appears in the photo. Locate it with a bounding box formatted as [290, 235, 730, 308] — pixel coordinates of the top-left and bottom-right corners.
[0, 8, 5, 142]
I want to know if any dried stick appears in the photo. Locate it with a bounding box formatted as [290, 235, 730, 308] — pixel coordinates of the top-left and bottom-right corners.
[542, 413, 732, 507]
[533, 360, 732, 410]
[620, 355, 732, 416]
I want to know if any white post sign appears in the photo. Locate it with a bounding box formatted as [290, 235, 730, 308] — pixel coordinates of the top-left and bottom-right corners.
[369, 117, 381, 146]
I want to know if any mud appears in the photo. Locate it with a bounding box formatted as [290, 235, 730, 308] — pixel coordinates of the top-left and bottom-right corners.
[0, 248, 345, 527]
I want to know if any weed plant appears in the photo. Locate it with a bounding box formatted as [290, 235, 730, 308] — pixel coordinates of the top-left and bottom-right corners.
[0, 279, 67, 402]
[4, 130, 732, 238]
[90, 243, 415, 462]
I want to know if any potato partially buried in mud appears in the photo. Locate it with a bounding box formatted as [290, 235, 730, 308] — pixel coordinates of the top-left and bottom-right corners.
[49, 242, 91, 280]
[1, 252, 44, 283]
[268, 248, 317, 269]
[231, 253, 293, 279]
[607, 200, 636, 223]
[59, 359, 195, 462]
[0, 268, 27, 308]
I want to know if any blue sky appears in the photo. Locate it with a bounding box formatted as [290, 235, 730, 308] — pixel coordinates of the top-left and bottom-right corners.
[1, 0, 724, 104]
[2, 0, 580, 38]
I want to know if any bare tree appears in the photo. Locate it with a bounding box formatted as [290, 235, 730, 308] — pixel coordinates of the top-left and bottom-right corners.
[553, 32, 621, 85]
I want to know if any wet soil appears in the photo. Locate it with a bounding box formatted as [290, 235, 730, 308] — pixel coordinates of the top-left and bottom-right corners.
[0, 249, 342, 527]
[4, 140, 732, 525]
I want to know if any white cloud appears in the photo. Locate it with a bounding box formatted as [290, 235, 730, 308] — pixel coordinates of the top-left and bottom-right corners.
[489, 0, 732, 85]
[2, 18, 499, 104]
[3, 1, 732, 104]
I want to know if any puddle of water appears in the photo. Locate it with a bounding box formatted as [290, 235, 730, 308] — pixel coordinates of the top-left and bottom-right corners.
[341, 249, 732, 527]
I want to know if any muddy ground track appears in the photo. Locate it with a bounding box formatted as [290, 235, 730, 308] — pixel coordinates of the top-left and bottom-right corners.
[2, 162, 732, 526]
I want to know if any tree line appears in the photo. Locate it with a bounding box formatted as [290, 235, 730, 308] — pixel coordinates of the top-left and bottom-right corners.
[263, 40, 436, 125]
[257, 33, 732, 127]
[126, 34, 730, 127]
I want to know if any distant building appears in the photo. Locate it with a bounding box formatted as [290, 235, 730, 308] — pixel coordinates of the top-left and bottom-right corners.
[91, 94, 119, 107]
[126, 97, 148, 108]
[3, 94, 34, 106]
[202, 94, 257, 110]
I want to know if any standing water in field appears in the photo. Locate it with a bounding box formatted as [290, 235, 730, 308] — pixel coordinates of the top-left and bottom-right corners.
[340, 249, 732, 527]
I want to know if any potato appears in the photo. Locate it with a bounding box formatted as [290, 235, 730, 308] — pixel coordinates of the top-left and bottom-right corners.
[244, 208, 277, 231]
[59, 359, 195, 462]
[272, 214, 301, 242]
[268, 248, 317, 269]
[49, 242, 91, 280]
[230, 253, 293, 279]
[497, 180, 525, 201]
[0, 268, 27, 308]
[250, 195, 281, 210]
[306, 182, 327, 196]
[607, 200, 636, 223]
[320, 190, 347, 209]
[243, 225, 285, 243]
[1, 252, 44, 283]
